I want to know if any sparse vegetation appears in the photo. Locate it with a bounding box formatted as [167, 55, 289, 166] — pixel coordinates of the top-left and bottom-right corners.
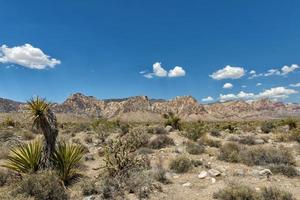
[169, 156, 192, 173]
[186, 141, 205, 155]
[261, 121, 275, 133]
[163, 112, 181, 130]
[148, 134, 174, 149]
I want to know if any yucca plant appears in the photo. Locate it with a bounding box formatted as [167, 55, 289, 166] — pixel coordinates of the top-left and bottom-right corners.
[163, 112, 181, 130]
[52, 142, 84, 185]
[27, 97, 58, 169]
[2, 139, 42, 173]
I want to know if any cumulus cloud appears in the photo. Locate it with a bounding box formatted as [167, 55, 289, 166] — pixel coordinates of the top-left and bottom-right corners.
[0, 44, 60, 69]
[202, 96, 214, 102]
[210, 65, 245, 80]
[249, 70, 256, 74]
[281, 64, 299, 75]
[142, 62, 186, 78]
[219, 87, 298, 102]
[220, 91, 255, 102]
[257, 87, 298, 99]
[223, 83, 233, 89]
[249, 64, 299, 79]
[290, 83, 300, 87]
[168, 66, 186, 77]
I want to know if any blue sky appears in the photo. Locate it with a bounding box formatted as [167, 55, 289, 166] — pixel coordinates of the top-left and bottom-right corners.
[0, 0, 300, 103]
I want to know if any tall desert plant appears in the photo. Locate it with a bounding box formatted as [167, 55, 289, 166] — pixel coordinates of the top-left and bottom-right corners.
[27, 97, 58, 169]
[2, 139, 42, 173]
[52, 142, 84, 184]
[163, 112, 181, 130]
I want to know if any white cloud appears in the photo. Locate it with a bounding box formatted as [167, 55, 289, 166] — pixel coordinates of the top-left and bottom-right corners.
[210, 65, 245, 80]
[281, 64, 299, 75]
[143, 62, 186, 79]
[223, 83, 233, 89]
[219, 87, 297, 102]
[220, 91, 254, 102]
[256, 83, 262, 86]
[202, 96, 214, 102]
[153, 62, 167, 77]
[168, 66, 186, 77]
[241, 85, 247, 88]
[257, 87, 298, 99]
[249, 64, 299, 79]
[290, 83, 300, 87]
[0, 44, 60, 69]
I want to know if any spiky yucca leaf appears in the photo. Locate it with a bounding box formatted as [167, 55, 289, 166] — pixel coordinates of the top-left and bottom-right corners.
[52, 142, 84, 184]
[2, 139, 42, 173]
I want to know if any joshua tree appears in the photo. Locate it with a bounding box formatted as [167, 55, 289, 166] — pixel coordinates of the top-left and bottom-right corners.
[27, 97, 58, 169]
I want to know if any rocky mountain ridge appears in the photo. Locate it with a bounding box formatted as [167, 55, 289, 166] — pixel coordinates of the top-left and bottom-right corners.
[1, 93, 300, 120]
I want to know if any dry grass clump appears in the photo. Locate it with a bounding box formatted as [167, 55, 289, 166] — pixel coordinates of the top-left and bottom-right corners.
[13, 171, 68, 200]
[186, 141, 205, 155]
[152, 158, 170, 184]
[219, 142, 297, 177]
[214, 184, 296, 200]
[148, 135, 174, 149]
[261, 121, 275, 133]
[82, 179, 100, 196]
[198, 134, 221, 148]
[147, 126, 168, 135]
[169, 156, 192, 173]
[239, 135, 256, 145]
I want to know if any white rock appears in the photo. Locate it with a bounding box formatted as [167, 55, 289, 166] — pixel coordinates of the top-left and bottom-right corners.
[182, 182, 192, 187]
[254, 139, 265, 145]
[165, 125, 173, 132]
[208, 169, 221, 177]
[211, 178, 216, 184]
[258, 169, 272, 176]
[198, 171, 208, 179]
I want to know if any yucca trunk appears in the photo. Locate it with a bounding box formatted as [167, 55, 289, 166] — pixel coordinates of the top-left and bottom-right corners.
[40, 110, 58, 169]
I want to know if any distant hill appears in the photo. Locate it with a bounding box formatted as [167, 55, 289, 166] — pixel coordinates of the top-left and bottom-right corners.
[1, 93, 300, 120]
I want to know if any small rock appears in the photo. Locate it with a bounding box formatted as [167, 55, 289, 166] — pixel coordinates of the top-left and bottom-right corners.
[255, 187, 261, 192]
[165, 125, 173, 132]
[173, 175, 180, 179]
[258, 169, 272, 177]
[211, 178, 216, 184]
[198, 171, 208, 179]
[175, 146, 185, 154]
[254, 139, 265, 145]
[83, 196, 96, 200]
[85, 154, 95, 161]
[182, 182, 192, 187]
[208, 169, 221, 177]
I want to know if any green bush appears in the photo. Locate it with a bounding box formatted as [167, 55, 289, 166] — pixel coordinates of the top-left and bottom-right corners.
[169, 156, 192, 173]
[181, 123, 206, 141]
[268, 164, 299, 177]
[14, 171, 68, 200]
[186, 141, 205, 155]
[261, 121, 275, 133]
[163, 112, 181, 130]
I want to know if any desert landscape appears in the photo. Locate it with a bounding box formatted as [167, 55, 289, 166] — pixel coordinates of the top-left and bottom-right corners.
[0, 94, 300, 199]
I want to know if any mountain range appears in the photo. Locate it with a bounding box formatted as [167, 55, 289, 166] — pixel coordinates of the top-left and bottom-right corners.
[1, 93, 300, 121]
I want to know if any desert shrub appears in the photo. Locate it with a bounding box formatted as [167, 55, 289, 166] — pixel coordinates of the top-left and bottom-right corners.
[126, 170, 154, 199]
[119, 123, 130, 136]
[148, 135, 174, 149]
[126, 127, 150, 150]
[0, 145, 9, 159]
[261, 121, 275, 133]
[210, 130, 221, 137]
[84, 135, 93, 144]
[0, 170, 9, 186]
[213, 184, 259, 200]
[186, 141, 205, 155]
[2, 117, 16, 127]
[241, 146, 295, 166]
[103, 136, 149, 176]
[137, 147, 154, 155]
[21, 131, 35, 140]
[147, 126, 167, 135]
[0, 131, 15, 142]
[3, 139, 42, 173]
[82, 179, 100, 196]
[181, 123, 206, 141]
[268, 164, 299, 177]
[98, 174, 124, 199]
[261, 187, 296, 200]
[14, 171, 68, 200]
[218, 142, 241, 163]
[52, 142, 84, 185]
[283, 118, 297, 130]
[222, 123, 236, 133]
[239, 135, 256, 145]
[152, 158, 170, 184]
[200, 137, 221, 148]
[291, 129, 300, 142]
[163, 112, 181, 130]
[169, 156, 192, 173]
